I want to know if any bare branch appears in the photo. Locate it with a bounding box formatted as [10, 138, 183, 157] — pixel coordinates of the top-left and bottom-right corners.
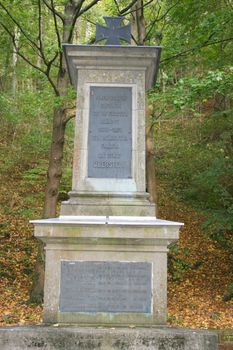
[113, 0, 120, 13]
[0, 19, 59, 96]
[145, 0, 160, 24]
[161, 36, 233, 64]
[0, 2, 41, 51]
[0, 1, 56, 68]
[73, 0, 86, 18]
[49, 0, 62, 69]
[155, 0, 179, 22]
[144, 17, 158, 41]
[118, 0, 138, 15]
[15, 50, 43, 76]
[16, 48, 59, 95]
[144, 1, 180, 42]
[38, 0, 50, 66]
[131, 32, 139, 45]
[64, 112, 75, 124]
[42, 0, 64, 22]
[82, 16, 96, 26]
[119, 0, 155, 16]
[68, 0, 86, 42]
[147, 108, 165, 132]
[38, 0, 43, 49]
[0, 19, 15, 40]
[79, 0, 101, 16]
[38, 0, 43, 50]
[66, 0, 101, 43]
[46, 51, 59, 74]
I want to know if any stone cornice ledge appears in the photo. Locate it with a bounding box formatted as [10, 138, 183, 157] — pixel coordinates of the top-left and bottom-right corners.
[30, 215, 183, 227]
[30, 216, 183, 247]
[63, 44, 162, 90]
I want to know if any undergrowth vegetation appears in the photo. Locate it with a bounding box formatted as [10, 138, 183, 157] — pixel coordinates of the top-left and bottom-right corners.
[150, 67, 233, 250]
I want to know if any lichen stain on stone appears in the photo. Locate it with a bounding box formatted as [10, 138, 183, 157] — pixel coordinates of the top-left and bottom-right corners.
[158, 336, 185, 350]
[141, 336, 158, 347]
[113, 337, 132, 349]
[25, 337, 46, 348]
[50, 335, 102, 350]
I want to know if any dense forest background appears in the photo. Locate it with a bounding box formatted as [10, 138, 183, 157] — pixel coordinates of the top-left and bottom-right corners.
[0, 0, 232, 331]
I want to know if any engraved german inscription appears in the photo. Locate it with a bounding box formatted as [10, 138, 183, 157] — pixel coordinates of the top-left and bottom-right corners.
[59, 261, 152, 313]
[88, 86, 132, 178]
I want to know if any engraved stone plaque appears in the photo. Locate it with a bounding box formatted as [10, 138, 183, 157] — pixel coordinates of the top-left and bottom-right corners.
[88, 86, 132, 179]
[59, 261, 152, 313]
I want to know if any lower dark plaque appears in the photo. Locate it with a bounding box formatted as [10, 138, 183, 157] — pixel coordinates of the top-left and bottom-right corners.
[59, 261, 152, 313]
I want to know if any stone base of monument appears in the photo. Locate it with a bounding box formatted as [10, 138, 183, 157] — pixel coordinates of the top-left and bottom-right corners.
[0, 326, 218, 350]
[60, 191, 155, 216]
[31, 216, 182, 325]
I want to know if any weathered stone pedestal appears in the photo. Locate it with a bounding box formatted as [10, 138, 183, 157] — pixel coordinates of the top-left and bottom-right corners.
[28, 40, 218, 349]
[31, 216, 182, 325]
[61, 45, 162, 217]
[29, 44, 184, 327]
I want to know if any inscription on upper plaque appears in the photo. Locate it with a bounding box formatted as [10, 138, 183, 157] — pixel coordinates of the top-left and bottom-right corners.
[59, 261, 152, 313]
[88, 86, 132, 178]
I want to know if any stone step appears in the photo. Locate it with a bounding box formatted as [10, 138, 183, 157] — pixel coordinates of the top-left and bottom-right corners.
[0, 326, 218, 350]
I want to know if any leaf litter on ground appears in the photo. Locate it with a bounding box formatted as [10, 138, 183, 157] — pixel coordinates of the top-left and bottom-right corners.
[0, 169, 232, 329]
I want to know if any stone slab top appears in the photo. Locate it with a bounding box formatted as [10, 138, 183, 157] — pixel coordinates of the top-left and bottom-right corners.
[63, 44, 162, 51]
[30, 215, 183, 227]
[0, 325, 218, 339]
[0, 325, 218, 350]
[63, 44, 162, 90]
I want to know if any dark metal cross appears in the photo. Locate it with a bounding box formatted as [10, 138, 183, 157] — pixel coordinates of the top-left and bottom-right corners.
[96, 16, 131, 45]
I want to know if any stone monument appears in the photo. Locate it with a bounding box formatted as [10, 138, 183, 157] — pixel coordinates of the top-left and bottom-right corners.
[31, 17, 183, 325]
[0, 17, 218, 350]
[21, 18, 215, 350]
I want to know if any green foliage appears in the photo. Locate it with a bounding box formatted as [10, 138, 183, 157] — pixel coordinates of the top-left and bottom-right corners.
[0, 75, 55, 172]
[168, 244, 192, 282]
[152, 67, 233, 249]
[150, 67, 233, 116]
[59, 166, 72, 200]
[223, 283, 233, 302]
[22, 163, 47, 184]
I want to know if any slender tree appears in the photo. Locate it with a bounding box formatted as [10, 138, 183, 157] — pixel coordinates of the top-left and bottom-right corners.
[0, 0, 153, 301]
[0, 0, 104, 219]
[0, 0, 104, 301]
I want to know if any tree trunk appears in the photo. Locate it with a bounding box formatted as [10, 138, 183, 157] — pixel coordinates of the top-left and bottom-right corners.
[12, 27, 20, 95]
[30, 69, 69, 302]
[30, 5, 72, 301]
[43, 106, 67, 218]
[146, 105, 157, 212]
[0, 0, 102, 305]
[131, 0, 146, 45]
[131, 1, 157, 213]
[29, 241, 45, 303]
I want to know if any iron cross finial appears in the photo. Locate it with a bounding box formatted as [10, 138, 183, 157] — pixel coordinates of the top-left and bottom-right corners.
[96, 16, 131, 45]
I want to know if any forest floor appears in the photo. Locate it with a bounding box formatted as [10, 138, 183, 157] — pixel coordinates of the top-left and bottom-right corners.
[0, 163, 232, 330]
[157, 183, 233, 330]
